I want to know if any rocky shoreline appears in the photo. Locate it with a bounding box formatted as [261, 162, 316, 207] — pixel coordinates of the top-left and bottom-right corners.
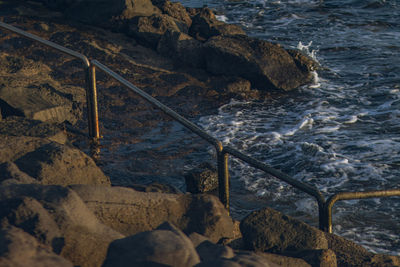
[0, 0, 399, 266]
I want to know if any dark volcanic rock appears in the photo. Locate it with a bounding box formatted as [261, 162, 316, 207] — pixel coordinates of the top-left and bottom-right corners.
[127, 14, 188, 49]
[204, 35, 313, 91]
[151, 0, 192, 27]
[157, 29, 205, 68]
[103, 222, 200, 267]
[0, 226, 73, 267]
[189, 7, 245, 41]
[14, 142, 111, 186]
[240, 207, 328, 253]
[185, 162, 218, 194]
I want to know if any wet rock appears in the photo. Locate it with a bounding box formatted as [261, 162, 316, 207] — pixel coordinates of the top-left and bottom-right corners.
[128, 182, 182, 194]
[190, 8, 245, 41]
[14, 142, 111, 186]
[240, 207, 328, 253]
[185, 162, 218, 193]
[157, 29, 205, 68]
[64, 0, 161, 27]
[151, 0, 192, 27]
[127, 14, 188, 49]
[0, 226, 73, 267]
[70, 185, 235, 242]
[204, 35, 314, 91]
[0, 184, 124, 267]
[103, 222, 200, 267]
[287, 49, 319, 72]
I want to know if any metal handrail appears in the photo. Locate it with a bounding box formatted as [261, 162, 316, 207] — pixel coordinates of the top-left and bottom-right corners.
[2, 22, 399, 234]
[0, 21, 100, 141]
[323, 189, 400, 233]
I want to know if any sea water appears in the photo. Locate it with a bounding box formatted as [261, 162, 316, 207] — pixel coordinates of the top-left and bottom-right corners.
[176, 0, 400, 255]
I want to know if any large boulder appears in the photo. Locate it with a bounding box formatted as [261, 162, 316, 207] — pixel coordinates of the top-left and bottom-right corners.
[240, 207, 328, 253]
[151, 0, 192, 27]
[204, 35, 314, 91]
[0, 226, 73, 267]
[0, 184, 124, 267]
[157, 29, 205, 68]
[14, 142, 110, 186]
[70, 185, 235, 242]
[189, 7, 245, 41]
[127, 14, 188, 49]
[103, 222, 200, 267]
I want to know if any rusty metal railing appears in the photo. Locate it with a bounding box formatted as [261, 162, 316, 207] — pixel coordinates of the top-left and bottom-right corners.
[1, 21, 399, 235]
[323, 189, 400, 233]
[0, 21, 100, 143]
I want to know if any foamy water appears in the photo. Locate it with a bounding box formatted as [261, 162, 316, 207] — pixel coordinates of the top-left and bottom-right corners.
[175, 0, 400, 255]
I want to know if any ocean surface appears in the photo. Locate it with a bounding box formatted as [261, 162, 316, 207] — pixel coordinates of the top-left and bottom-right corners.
[177, 0, 400, 255]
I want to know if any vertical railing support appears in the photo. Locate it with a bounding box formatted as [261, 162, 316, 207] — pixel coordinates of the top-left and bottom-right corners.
[85, 64, 100, 143]
[216, 142, 230, 213]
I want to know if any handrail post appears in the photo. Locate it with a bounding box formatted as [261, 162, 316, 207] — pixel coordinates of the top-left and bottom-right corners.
[216, 142, 230, 213]
[85, 64, 100, 143]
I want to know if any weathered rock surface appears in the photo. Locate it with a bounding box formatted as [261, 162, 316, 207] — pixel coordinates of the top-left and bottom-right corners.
[0, 226, 73, 267]
[0, 54, 82, 124]
[0, 162, 38, 186]
[0, 184, 124, 267]
[70, 184, 235, 242]
[0, 117, 67, 144]
[103, 222, 200, 267]
[204, 35, 313, 91]
[151, 0, 192, 27]
[256, 252, 311, 267]
[127, 14, 188, 48]
[0, 135, 52, 164]
[185, 162, 218, 194]
[14, 142, 111, 186]
[240, 207, 328, 253]
[189, 7, 245, 41]
[157, 29, 205, 68]
[290, 249, 337, 267]
[195, 251, 281, 267]
[128, 182, 182, 194]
